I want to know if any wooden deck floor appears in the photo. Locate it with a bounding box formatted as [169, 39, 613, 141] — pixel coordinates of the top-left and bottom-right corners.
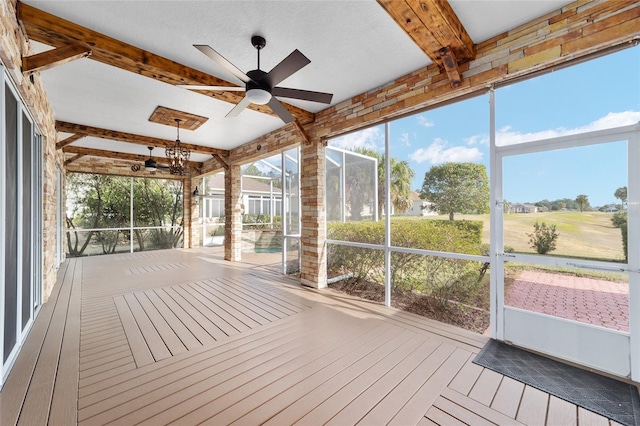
[0, 248, 621, 425]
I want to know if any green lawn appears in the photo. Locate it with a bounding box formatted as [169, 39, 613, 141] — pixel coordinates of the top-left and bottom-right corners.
[420, 211, 625, 262]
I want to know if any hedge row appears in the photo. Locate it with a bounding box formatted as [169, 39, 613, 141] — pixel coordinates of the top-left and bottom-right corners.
[327, 218, 485, 309]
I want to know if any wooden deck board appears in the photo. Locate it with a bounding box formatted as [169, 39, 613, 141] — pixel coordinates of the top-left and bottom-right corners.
[515, 385, 549, 425]
[16, 259, 77, 426]
[0, 260, 73, 426]
[468, 367, 504, 406]
[0, 248, 624, 426]
[547, 395, 578, 426]
[113, 295, 155, 367]
[490, 376, 525, 418]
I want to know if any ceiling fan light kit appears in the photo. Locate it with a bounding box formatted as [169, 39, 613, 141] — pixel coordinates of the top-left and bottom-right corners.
[245, 88, 271, 105]
[188, 35, 333, 123]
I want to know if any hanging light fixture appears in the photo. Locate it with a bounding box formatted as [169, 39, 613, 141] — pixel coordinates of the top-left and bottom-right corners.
[165, 118, 190, 176]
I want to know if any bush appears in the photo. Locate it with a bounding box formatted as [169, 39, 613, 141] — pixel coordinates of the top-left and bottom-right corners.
[611, 211, 627, 228]
[327, 218, 486, 309]
[527, 221, 559, 254]
[621, 222, 628, 262]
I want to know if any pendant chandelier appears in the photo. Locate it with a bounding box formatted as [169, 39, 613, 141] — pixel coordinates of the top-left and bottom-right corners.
[165, 118, 190, 176]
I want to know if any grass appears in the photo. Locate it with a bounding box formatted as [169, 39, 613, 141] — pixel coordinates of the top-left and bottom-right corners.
[421, 210, 625, 262]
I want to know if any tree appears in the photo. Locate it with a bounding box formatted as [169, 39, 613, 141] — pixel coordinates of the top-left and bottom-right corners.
[420, 162, 489, 220]
[614, 186, 627, 209]
[575, 194, 590, 212]
[353, 148, 415, 217]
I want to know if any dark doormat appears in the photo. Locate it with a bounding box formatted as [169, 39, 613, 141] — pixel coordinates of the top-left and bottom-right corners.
[473, 339, 640, 426]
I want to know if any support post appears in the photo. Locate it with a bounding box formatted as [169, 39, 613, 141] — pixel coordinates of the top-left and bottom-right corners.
[224, 164, 242, 261]
[300, 137, 327, 288]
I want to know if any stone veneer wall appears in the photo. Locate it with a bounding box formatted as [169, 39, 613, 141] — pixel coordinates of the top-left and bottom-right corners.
[0, 0, 62, 300]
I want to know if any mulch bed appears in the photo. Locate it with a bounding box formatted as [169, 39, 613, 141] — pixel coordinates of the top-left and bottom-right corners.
[328, 278, 490, 335]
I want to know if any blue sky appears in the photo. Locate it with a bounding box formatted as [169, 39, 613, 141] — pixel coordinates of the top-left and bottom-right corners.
[330, 46, 640, 208]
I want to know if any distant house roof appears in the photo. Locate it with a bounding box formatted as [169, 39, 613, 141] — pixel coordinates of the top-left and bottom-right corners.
[410, 191, 422, 201]
[207, 173, 282, 195]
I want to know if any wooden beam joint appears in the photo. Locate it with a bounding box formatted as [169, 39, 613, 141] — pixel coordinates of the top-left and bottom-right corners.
[212, 153, 230, 170]
[439, 46, 462, 88]
[23, 43, 91, 75]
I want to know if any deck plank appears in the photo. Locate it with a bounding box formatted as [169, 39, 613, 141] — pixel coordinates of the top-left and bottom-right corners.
[151, 287, 217, 346]
[48, 258, 84, 425]
[547, 395, 577, 426]
[134, 291, 188, 355]
[448, 358, 484, 395]
[198, 279, 282, 321]
[440, 387, 524, 425]
[143, 289, 202, 350]
[388, 347, 471, 426]
[113, 295, 155, 367]
[490, 376, 525, 418]
[425, 406, 467, 426]
[16, 260, 79, 426]
[578, 407, 610, 425]
[468, 367, 504, 406]
[430, 395, 494, 426]
[323, 337, 441, 426]
[343, 343, 456, 425]
[0, 260, 73, 426]
[515, 385, 549, 425]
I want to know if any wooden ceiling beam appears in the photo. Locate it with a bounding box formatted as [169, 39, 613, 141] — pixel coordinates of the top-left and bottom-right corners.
[55, 121, 229, 157]
[56, 132, 86, 149]
[377, 0, 475, 87]
[63, 145, 203, 170]
[63, 153, 85, 166]
[22, 43, 91, 75]
[17, 2, 314, 124]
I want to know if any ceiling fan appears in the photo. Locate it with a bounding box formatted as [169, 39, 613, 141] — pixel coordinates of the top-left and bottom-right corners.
[131, 147, 170, 172]
[181, 35, 333, 123]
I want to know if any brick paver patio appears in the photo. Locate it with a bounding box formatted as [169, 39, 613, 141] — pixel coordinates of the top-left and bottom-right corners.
[505, 271, 629, 332]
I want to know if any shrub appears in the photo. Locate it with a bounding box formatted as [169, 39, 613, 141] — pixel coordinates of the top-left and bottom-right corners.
[621, 222, 628, 262]
[527, 221, 559, 254]
[611, 211, 627, 228]
[327, 218, 486, 309]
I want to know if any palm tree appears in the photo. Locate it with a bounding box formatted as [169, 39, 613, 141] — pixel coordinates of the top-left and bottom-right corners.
[575, 194, 589, 212]
[389, 159, 415, 214]
[352, 148, 415, 217]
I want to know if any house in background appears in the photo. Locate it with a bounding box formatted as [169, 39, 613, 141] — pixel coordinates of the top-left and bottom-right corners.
[400, 191, 438, 217]
[511, 203, 539, 213]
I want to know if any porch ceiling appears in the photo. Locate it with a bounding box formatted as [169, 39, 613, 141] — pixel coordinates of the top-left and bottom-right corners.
[20, 0, 572, 168]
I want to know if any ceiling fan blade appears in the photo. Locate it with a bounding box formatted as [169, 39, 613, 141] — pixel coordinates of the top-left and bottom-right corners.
[226, 95, 252, 118]
[267, 97, 295, 124]
[266, 49, 310, 87]
[194, 45, 251, 84]
[176, 84, 245, 91]
[272, 87, 333, 104]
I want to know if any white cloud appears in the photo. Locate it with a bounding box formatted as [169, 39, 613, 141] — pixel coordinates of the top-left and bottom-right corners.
[497, 111, 640, 146]
[465, 134, 489, 146]
[330, 126, 383, 151]
[399, 132, 411, 147]
[417, 115, 434, 127]
[409, 138, 483, 164]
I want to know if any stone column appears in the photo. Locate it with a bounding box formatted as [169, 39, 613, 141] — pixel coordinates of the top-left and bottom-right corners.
[224, 164, 242, 261]
[189, 176, 202, 248]
[182, 177, 192, 248]
[300, 138, 327, 288]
